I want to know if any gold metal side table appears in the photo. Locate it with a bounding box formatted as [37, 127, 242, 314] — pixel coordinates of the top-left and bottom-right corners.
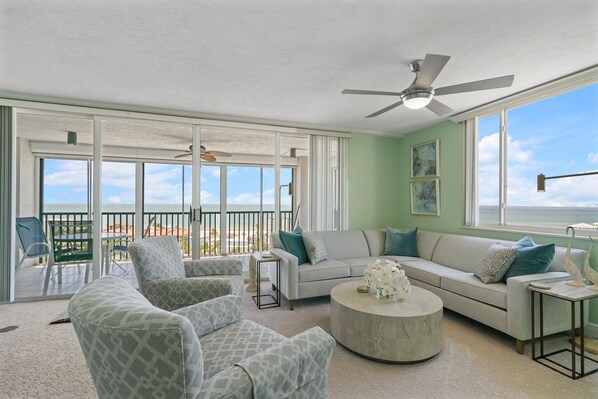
[250, 252, 281, 309]
[530, 280, 598, 379]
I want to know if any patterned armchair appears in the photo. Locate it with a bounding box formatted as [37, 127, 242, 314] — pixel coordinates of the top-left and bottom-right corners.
[128, 236, 244, 311]
[69, 276, 335, 399]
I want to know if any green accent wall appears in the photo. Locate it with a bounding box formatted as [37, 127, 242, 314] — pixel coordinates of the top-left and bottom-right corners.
[348, 133, 401, 229]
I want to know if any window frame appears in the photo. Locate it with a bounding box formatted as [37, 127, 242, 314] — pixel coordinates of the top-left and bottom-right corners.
[464, 70, 598, 234]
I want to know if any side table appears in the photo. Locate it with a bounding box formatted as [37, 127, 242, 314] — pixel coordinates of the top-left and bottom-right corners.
[250, 252, 281, 309]
[530, 280, 598, 379]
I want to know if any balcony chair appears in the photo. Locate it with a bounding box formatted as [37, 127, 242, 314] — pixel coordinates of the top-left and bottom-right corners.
[69, 276, 335, 399]
[128, 235, 244, 311]
[15, 216, 51, 272]
[44, 220, 93, 295]
[109, 215, 156, 274]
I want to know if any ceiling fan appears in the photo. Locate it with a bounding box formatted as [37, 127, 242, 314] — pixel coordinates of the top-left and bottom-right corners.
[174, 145, 232, 162]
[342, 53, 514, 118]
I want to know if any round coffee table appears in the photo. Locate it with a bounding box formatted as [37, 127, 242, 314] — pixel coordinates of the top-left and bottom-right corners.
[330, 280, 443, 363]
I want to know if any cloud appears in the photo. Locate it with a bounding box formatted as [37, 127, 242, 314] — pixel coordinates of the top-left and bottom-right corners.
[588, 153, 598, 164]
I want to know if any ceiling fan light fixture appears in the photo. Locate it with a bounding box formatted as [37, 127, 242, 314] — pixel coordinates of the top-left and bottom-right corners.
[401, 89, 434, 109]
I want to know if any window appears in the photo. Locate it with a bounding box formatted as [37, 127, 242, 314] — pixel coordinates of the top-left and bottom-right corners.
[472, 83, 598, 230]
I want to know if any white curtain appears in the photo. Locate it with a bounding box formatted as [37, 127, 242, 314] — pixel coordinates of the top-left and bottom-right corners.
[463, 118, 479, 226]
[309, 135, 349, 231]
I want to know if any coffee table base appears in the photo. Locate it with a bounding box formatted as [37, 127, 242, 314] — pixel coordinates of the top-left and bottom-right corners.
[330, 282, 443, 363]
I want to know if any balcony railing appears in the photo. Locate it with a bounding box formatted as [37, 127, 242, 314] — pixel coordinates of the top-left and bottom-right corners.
[42, 210, 293, 257]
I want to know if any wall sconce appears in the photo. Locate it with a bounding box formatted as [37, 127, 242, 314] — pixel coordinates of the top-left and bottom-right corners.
[67, 131, 77, 145]
[537, 171, 598, 192]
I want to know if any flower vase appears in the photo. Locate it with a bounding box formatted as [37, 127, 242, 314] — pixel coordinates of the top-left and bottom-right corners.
[375, 286, 397, 300]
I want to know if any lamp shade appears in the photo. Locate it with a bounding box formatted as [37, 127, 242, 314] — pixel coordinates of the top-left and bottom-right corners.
[401, 89, 433, 109]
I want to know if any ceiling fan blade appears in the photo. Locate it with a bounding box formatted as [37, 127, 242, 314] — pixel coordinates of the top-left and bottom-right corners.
[201, 154, 217, 162]
[426, 99, 453, 116]
[365, 100, 403, 118]
[342, 89, 403, 96]
[414, 54, 451, 88]
[207, 150, 232, 157]
[435, 75, 514, 96]
[174, 153, 191, 158]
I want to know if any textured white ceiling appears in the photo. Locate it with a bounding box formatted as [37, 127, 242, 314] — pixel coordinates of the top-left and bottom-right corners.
[2, 1, 597, 136]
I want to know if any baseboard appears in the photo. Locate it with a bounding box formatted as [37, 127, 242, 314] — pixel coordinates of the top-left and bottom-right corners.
[586, 322, 598, 338]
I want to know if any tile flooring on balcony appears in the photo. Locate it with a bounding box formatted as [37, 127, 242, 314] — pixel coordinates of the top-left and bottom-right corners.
[14, 255, 253, 300]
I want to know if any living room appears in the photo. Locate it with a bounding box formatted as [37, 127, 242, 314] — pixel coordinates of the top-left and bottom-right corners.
[1, 1, 598, 398]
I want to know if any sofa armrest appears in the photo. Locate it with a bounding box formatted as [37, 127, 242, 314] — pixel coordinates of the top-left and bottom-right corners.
[269, 248, 300, 300]
[184, 258, 243, 277]
[143, 278, 234, 311]
[506, 272, 576, 340]
[236, 326, 335, 399]
[172, 295, 242, 339]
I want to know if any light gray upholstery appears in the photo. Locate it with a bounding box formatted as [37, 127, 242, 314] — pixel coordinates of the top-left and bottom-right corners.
[298, 259, 350, 283]
[317, 230, 370, 260]
[70, 276, 336, 399]
[129, 236, 243, 311]
[398, 259, 463, 287]
[270, 228, 588, 344]
[441, 273, 508, 309]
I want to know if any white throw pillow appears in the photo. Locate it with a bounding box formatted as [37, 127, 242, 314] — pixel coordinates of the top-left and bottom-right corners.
[302, 232, 328, 265]
[473, 243, 517, 284]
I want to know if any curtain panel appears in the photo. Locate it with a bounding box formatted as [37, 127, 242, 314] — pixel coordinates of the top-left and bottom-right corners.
[309, 135, 349, 231]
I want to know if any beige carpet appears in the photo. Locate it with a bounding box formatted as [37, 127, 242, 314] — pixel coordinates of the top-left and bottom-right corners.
[1, 283, 597, 399]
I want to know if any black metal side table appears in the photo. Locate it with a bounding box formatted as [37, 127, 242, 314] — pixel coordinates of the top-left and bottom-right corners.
[250, 252, 281, 309]
[530, 280, 598, 379]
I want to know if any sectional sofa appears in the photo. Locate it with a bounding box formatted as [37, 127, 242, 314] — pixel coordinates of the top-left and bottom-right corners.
[269, 229, 587, 353]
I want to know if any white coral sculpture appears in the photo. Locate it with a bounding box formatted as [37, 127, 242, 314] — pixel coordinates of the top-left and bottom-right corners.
[564, 226, 585, 287]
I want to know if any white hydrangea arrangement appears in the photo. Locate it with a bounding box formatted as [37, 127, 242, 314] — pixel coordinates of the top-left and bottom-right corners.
[363, 259, 411, 300]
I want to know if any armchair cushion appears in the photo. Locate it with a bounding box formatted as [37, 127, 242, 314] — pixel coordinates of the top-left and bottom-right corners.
[184, 257, 243, 276]
[236, 326, 335, 399]
[129, 236, 185, 282]
[200, 320, 286, 379]
[172, 295, 242, 339]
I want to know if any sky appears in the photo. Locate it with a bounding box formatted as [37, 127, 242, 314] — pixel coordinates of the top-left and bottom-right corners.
[478, 83, 598, 208]
[43, 159, 293, 210]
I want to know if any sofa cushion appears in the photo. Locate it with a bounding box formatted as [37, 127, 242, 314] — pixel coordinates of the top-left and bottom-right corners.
[297, 259, 350, 283]
[473, 244, 518, 284]
[342, 257, 382, 277]
[362, 229, 386, 257]
[416, 230, 444, 261]
[441, 274, 507, 309]
[502, 243, 555, 281]
[318, 230, 370, 260]
[384, 227, 419, 257]
[302, 231, 328, 265]
[399, 259, 464, 287]
[278, 230, 308, 265]
[432, 234, 499, 273]
[513, 235, 535, 249]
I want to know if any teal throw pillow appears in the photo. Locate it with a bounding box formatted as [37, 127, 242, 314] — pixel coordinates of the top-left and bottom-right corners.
[293, 226, 303, 234]
[384, 227, 419, 257]
[279, 230, 309, 265]
[502, 243, 555, 281]
[513, 235, 535, 249]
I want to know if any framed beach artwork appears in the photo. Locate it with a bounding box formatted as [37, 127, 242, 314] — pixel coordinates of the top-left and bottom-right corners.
[410, 179, 440, 216]
[411, 139, 439, 178]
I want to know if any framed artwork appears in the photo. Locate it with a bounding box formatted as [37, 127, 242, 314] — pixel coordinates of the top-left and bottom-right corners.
[410, 179, 440, 216]
[411, 139, 439, 178]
